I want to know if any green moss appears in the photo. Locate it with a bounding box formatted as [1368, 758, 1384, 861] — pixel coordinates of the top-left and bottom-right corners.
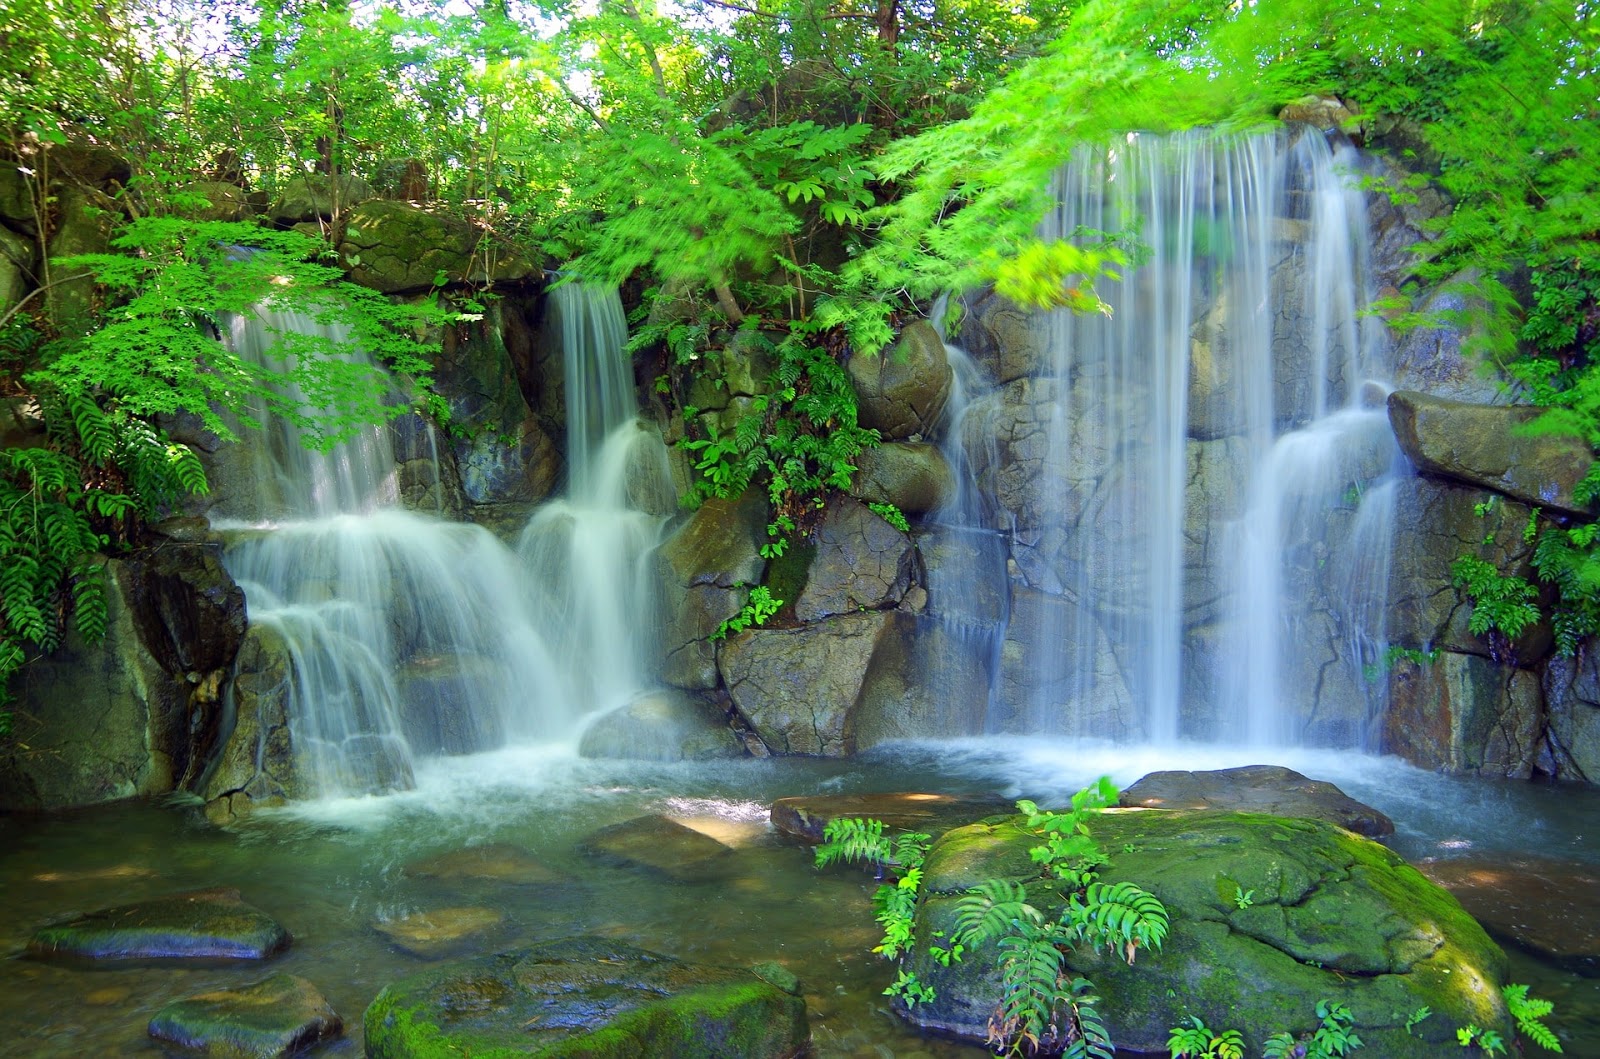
[764, 541, 814, 621]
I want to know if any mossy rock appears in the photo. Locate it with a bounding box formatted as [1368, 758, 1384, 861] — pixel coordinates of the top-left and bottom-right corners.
[363, 936, 808, 1058]
[27, 887, 290, 966]
[148, 973, 342, 1058]
[901, 810, 1513, 1056]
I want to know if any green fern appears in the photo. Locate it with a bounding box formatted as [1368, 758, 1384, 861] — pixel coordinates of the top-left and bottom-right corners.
[1503, 983, 1561, 1052]
[1067, 880, 1170, 962]
[1168, 1016, 1245, 1059]
[952, 879, 1043, 947]
[814, 817, 893, 870]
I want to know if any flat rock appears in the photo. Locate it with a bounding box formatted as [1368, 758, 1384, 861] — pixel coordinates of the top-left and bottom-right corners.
[580, 815, 734, 881]
[1118, 764, 1394, 837]
[27, 887, 290, 966]
[364, 936, 808, 1059]
[770, 792, 1011, 845]
[402, 843, 565, 886]
[373, 906, 506, 959]
[1418, 856, 1600, 974]
[148, 973, 342, 1058]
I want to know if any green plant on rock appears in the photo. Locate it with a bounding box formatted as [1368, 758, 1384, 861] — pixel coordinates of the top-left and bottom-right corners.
[1502, 983, 1562, 1053]
[814, 816, 935, 1005]
[711, 585, 782, 641]
[1263, 1000, 1363, 1059]
[1457, 1024, 1506, 1055]
[1167, 1016, 1244, 1059]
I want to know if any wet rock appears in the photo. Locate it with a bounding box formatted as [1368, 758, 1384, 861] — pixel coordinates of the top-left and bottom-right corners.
[267, 173, 373, 223]
[374, 907, 505, 959]
[1384, 651, 1544, 778]
[148, 973, 341, 1058]
[338, 199, 539, 293]
[1389, 390, 1593, 518]
[403, 843, 565, 887]
[1389, 279, 1508, 404]
[794, 497, 913, 622]
[581, 815, 734, 882]
[363, 936, 808, 1059]
[578, 690, 743, 762]
[902, 811, 1512, 1056]
[654, 492, 768, 690]
[28, 887, 290, 965]
[917, 524, 1009, 630]
[957, 287, 1049, 383]
[201, 625, 300, 823]
[1118, 765, 1394, 837]
[718, 612, 893, 756]
[770, 792, 1010, 845]
[848, 442, 953, 515]
[1541, 650, 1600, 783]
[994, 585, 1137, 740]
[847, 321, 952, 440]
[395, 654, 507, 755]
[852, 612, 996, 745]
[453, 416, 559, 505]
[1418, 856, 1600, 974]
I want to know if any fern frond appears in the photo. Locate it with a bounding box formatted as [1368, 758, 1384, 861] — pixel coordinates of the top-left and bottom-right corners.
[67, 391, 116, 464]
[1068, 880, 1169, 961]
[815, 817, 892, 869]
[952, 879, 1041, 947]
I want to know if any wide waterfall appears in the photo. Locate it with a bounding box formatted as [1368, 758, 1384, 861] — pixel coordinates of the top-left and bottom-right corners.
[942, 127, 1399, 747]
[213, 300, 641, 798]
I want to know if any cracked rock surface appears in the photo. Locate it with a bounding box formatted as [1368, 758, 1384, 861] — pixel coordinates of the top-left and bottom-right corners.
[901, 809, 1512, 1056]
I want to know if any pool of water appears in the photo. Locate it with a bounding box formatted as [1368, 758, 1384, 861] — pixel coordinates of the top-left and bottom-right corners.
[2, 741, 1595, 1057]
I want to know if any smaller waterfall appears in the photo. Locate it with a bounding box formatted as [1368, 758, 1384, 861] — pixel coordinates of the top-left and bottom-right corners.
[518, 283, 675, 719]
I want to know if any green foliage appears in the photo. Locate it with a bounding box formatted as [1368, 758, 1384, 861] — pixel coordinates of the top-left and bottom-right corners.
[814, 817, 932, 965]
[1404, 1005, 1432, 1036]
[1363, 643, 1443, 682]
[1450, 556, 1541, 641]
[1457, 1025, 1506, 1055]
[1264, 1000, 1364, 1059]
[1168, 1017, 1245, 1059]
[1503, 983, 1562, 1053]
[711, 585, 782, 641]
[1233, 886, 1255, 910]
[867, 501, 910, 533]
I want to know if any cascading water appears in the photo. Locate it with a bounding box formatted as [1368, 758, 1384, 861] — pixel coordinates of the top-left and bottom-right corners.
[945, 126, 1399, 747]
[517, 283, 675, 719]
[215, 310, 569, 798]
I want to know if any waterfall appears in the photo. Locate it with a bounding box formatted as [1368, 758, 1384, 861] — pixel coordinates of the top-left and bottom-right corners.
[215, 310, 568, 798]
[518, 283, 675, 719]
[947, 127, 1398, 747]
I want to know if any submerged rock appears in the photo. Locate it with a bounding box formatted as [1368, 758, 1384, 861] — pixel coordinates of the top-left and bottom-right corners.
[581, 815, 734, 882]
[1118, 764, 1394, 837]
[770, 792, 1010, 845]
[364, 936, 808, 1059]
[1419, 855, 1600, 974]
[403, 843, 565, 887]
[148, 973, 341, 1058]
[374, 907, 506, 960]
[28, 887, 290, 965]
[901, 810, 1512, 1056]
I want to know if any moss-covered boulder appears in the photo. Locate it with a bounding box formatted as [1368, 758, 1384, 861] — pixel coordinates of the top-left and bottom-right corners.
[148, 973, 342, 1058]
[363, 936, 809, 1058]
[1117, 765, 1394, 837]
[338, 199, 539, 293]
[27, 887, 290, 966]
[900, 810, 1513, 1056]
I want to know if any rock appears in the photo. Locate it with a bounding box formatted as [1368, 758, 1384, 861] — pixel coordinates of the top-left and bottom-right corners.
[201, 625, 299, 822]
[1541, 650, 1600, 783]
[1417, 856, 1600, 973]
[395, 654, 507, 755]
[0, 224, 35, 318]
[148, 973, 341, 1058]
[957, 287, 1050, 383]
[1278, 95, 1356, 130]
[581, 815, 734, 882]
[994, 585, 1137, 739]
[1, 559, 185, 810]
[267, 173, 373, 223]
[852, 612, 997, 745]
[578, 690, 743, 762]
[1389, 390, 1592, 518]
[654, 492, 769, 691]
[45, 184, 114, 335]
[793, 497, 913, 621]
[718, 612, 893, 756]
[902, 811, 1513, 1056]
[0, 161, 36, 233]
[770, 792, 1010, 845]
[1384, 651, 1545, 778]
[403, 843, 565, 887]
[338, 199, 539, 293]
[1117, 765, 1394, 837]
[363, 936, 809, 1059]
[917, 525, 1009, 630]
[848, 442, 953, 515]
[1389, 279, 1508, 404]
[374, 907, 505, 959]
[28, 887, 290, 965]
[174, 181, 253, 222]
[847, 321, 952, 440]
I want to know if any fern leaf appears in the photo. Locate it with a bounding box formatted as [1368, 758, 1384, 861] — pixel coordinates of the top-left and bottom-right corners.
[952, 879, 1041, 947]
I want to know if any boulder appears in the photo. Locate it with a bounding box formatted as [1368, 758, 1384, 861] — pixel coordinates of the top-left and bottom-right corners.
[901, 811, 1513, 1056]
[852, 612, 996, 745]
[581, 815, 735, 882]
[0, 224, 35, 318]
[267, 173, 373, 223]
[201, 624, 299, 823]
[718, 612, 892, 756]
[403, 843, 565, 887]
[374, 907, 506, 960]
[770, 792, 1010, 845]
[793, 496, 913, 622]
[578, 690, 743, 762]
[847, 321, 952, 440]
[338, 199, 539, 293]
[1384, 651, 1545, 778]
[28, 887, 290, 965]
[848, 442, 953, 515]
[956, 287, 1050, 383]
[994, 585, 1137, 740]
[654, 493, 768, 691]
[174, 181, 253, 222]
[395, 654, 507, 755]
[1389, 390, 1593, 518]
[1541, 649, 1600, 783]
[148, 973, 341, 1058]
[1118, 765, 1394, 837]
[0, 162, 36, 233]
[1418, 855, 1600, 973]
[1388, 279, 1508, 404]
[44, 185, 114, 335]
[363, 937, 808, 1059]
[1277, 95, 1357, 131]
